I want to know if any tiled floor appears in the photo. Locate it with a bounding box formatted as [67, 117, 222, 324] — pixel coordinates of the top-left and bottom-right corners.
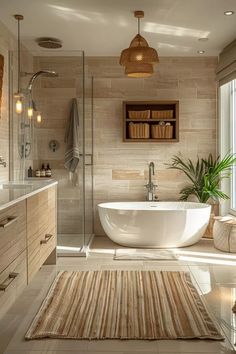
[0, 237, 236, 354]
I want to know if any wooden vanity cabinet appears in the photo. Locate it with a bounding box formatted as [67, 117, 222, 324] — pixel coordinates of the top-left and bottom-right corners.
[27, 186, 57, 283]
[0, 185, 57, 317]
[0, 201, 27, 317]
[0, 250, 27, 318]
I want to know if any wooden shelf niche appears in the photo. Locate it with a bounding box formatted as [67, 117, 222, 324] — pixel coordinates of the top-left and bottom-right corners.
[123, 101, 179, 142]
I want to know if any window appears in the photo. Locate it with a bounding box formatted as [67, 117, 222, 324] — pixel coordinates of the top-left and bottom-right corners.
[231, 80, 236, 211]
[220, 79, 236, 214]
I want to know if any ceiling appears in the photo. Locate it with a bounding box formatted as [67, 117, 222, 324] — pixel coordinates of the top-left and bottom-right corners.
[0, 0, 236, 56]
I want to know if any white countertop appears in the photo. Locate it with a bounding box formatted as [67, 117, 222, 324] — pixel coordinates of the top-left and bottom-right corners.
[0, 179, 58, 211]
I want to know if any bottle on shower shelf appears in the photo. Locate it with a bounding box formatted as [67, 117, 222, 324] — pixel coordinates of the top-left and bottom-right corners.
[35, 168, 41, 177]
[40, 164, 46, 177]
[27, 166, 33, 178]
[46, 163, 52, 177]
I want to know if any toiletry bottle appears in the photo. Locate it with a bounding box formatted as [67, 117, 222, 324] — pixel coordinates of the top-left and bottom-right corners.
[46, 163, 52, 177]
[41, 164, 46, 177]
[35, 168, 41, 177]
[28, 166, 33, 178]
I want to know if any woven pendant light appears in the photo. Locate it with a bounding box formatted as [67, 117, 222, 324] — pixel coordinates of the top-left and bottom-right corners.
[120, 11, 159, 77]
[125, 63, 153, 78]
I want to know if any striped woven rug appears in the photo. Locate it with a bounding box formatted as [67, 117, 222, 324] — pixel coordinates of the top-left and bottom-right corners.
[25, 270, 223, 340]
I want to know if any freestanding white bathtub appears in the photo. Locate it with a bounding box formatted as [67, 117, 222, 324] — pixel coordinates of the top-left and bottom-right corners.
[98, 201, 211, 248]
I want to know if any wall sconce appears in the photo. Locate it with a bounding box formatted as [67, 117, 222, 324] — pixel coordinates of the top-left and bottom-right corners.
[14, 14, 24, 115]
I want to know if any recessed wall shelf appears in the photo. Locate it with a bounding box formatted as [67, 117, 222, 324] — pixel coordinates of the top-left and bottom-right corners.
[123, 101, 179, 142]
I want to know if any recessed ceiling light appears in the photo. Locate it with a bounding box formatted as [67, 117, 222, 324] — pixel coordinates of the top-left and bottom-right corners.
[197, 50, 205, 54]
[198, 37, 209, 42]
[224, 10, 234, 16]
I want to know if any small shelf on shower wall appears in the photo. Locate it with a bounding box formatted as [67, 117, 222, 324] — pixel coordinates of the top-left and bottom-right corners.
[123, 101, 179, 142]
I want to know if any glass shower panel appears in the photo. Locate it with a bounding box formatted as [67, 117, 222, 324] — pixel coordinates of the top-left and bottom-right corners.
[84, 75, 94, 248]
[40, 52, 84, 253]
[9, 49, 93, 256]
[33, 51, 84, 255]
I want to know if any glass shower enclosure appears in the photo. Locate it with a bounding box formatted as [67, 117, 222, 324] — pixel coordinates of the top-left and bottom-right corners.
[9, 49, 94, 256]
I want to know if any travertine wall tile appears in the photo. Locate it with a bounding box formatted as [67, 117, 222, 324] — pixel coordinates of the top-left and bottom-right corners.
[90, 56, 218, 235]
[0, 21, 13, 181]
[31, 55, 218, 238]
[112, 170, 145, 180]
[0, 20, 34, 182]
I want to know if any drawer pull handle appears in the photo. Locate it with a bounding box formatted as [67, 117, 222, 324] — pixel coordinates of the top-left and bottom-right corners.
[0, 272, 19, 291]
[40, 233, 53, 244]
[0, 216, 18, 229]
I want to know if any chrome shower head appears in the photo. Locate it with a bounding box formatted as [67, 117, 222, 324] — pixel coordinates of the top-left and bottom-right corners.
[27, 70, 58, 91]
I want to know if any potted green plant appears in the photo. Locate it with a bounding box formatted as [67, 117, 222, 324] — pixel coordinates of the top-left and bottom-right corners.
[167, 153, 236, 237]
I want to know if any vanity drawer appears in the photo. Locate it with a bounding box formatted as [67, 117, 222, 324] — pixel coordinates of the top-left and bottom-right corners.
[27, 234, 41, 283]
[27, 186, 57, 283]
[27, 188, 56, 244]
[40, 226, 56, 265]
[40, 187, 56, 234]
[0, 201, 26, 273]
[0, 250, 27, 318]
[27, 193, 40, 244]
[28, 226, 56, 283]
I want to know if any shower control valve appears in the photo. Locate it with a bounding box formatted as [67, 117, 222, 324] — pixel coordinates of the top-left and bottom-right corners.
[0, 156, 6, 167]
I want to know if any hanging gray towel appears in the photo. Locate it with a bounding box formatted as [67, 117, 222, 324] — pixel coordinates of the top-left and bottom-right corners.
[64, 98, 80, 173]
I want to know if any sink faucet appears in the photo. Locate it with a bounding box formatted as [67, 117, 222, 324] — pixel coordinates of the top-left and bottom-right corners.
[0, 156, 6, 167]
[145, 162, 158, 201]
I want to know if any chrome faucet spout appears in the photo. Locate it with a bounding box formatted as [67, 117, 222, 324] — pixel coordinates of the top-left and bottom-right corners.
[149, 161, 155, 185]
[146, 162, 158, 201]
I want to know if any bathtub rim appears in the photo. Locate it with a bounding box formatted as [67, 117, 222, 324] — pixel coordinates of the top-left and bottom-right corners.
[97, 201, 211, 211]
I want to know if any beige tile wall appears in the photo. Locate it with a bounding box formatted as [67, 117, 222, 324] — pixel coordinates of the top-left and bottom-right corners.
[86, 57, 218, 235]
[0, 19, 218, 239]
[31, 55, 217, 237]
[0, 20, 34, 182]
[0, 21, 13, 181]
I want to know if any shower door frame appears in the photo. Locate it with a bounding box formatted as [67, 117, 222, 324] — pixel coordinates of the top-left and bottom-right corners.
[57, 51, 94, 257]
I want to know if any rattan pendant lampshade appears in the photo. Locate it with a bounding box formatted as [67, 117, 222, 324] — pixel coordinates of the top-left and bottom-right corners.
[120, 11, 159, 77]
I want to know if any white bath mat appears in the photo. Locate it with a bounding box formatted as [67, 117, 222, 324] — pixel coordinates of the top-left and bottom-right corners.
[114, 249, 178, 260]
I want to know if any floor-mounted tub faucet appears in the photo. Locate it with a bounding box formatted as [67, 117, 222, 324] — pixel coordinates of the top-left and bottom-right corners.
[145, 162, 158, 201]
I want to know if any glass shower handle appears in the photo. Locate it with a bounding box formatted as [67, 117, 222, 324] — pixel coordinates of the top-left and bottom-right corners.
[79, 153, 93, 166]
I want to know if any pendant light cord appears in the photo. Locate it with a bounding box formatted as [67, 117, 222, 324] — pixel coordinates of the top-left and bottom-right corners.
[17, 18, 20, 93]
[137, 17, 141, 47]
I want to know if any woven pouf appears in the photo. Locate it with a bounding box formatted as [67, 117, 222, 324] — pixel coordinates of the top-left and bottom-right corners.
[213, 216, 236, 252]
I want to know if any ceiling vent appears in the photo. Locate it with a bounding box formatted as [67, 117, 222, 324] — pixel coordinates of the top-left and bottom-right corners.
[36, 37, 62, 49]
